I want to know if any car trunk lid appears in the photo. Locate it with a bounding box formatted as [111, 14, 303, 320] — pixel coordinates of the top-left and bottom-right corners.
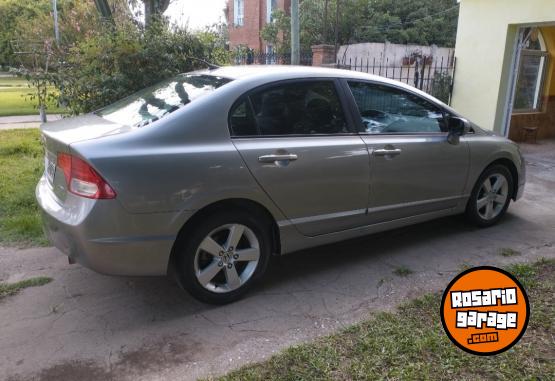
[41, 113, 132, 148]
[40, 113, 130, 199]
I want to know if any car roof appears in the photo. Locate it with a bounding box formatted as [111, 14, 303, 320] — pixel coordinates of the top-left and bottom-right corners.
[205, 64, 389, 82]
[197, 65, 451, 109]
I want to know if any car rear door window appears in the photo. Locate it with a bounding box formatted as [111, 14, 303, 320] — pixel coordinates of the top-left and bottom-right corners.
[230, 81, 350, 136]
[347, 81, 446, 134]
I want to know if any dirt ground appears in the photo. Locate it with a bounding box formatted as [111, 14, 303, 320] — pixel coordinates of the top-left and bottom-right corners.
[1, 141, 554, 381]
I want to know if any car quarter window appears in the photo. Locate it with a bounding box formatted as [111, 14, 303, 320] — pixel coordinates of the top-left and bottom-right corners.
[347, 81, 446, 134]
[229, 97, 258, 136]
[230, 81, 349, 137]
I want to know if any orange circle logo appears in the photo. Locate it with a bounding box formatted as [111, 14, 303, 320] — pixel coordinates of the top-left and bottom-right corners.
[440, 266, 529, 356]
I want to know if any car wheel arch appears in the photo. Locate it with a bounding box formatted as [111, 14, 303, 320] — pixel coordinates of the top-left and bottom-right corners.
[472, 158, 519, 202]
[168, 198, 281, 276]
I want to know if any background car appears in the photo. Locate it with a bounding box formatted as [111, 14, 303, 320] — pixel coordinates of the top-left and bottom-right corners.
[36, 66, 525, 304]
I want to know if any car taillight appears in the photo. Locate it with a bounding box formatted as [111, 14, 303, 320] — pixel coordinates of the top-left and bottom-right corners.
[57, 153, 116, 199]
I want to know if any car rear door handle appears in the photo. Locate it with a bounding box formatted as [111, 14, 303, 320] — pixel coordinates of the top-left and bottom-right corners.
[373, 148, 402, 157]
[258, 154, 298, 163]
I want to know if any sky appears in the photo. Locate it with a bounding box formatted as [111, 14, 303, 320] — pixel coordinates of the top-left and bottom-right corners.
[165, 0, 228, 31]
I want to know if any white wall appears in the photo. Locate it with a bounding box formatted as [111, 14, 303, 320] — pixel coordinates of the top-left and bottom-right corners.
[337, 42, 455, 93]
[337, 42, 454, 68]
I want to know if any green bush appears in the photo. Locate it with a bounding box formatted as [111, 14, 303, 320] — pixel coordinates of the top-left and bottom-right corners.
[3, 0, 229, 115]
[57, 20, 209, 114]
[430, 71, 453, 104]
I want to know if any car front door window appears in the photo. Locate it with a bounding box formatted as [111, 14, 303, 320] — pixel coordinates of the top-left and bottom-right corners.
[348, 81, 446, 134]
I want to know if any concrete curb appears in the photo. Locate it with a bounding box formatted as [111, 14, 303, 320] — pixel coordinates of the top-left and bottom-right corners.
[0, 114, 63, 130]
[0, 122, 41, 130]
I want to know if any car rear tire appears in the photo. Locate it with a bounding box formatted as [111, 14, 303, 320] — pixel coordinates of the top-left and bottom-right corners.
[466, 164, 513, 227]
[174, 209, 271, 304]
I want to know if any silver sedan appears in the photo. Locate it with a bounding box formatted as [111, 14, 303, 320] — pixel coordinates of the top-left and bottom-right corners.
[36, 66, 525, 304]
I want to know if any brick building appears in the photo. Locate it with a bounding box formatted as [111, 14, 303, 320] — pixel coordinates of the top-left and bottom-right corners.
[226, 0, 291, 52]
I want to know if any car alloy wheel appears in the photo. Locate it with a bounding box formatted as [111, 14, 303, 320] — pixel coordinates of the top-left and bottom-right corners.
[476, 173, 509, 221]
[194, 223, 260, 293]
[466, 164, 514, 228]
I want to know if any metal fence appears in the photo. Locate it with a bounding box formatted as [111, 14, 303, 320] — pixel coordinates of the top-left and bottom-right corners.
[232, 50, 455, 105]
[338, 55, 456, 104]
[234, 52, 313, 66]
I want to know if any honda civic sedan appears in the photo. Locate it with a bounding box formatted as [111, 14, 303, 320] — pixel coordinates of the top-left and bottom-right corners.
[36, 66, 525, 304]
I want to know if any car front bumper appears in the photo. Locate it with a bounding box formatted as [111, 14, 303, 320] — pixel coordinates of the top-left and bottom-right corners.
[515, 152, 526, 201]
[36, 175, 190, 276]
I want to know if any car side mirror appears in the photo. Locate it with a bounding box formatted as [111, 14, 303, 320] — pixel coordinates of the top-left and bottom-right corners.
[447, 116, 470, 145]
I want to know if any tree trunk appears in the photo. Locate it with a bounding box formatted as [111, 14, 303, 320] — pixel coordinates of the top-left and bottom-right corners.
[323, 0, 329, 43]
[93, 0, 113, 20]
[334, 0, 340, 56]
[144, 0, 171, 27]
[39, 105, 47, 123]
[291, 0, 300, 65]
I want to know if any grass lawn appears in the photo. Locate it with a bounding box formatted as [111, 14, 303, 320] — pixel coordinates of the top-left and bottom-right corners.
[217, 259, 554, 381]
[0, 76, 64, 117]
[0, 276, 52, 300]
[0, 129, 48, 246]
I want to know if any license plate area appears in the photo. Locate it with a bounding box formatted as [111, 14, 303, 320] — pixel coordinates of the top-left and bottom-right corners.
[45, 151, 56, 184]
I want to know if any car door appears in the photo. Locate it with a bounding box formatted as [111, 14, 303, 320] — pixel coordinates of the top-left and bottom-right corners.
[230, 79, 370, 236]
[344, 80, 470, 224]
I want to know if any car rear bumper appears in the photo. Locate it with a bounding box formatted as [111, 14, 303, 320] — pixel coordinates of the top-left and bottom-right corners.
[36, 175, 190, 276]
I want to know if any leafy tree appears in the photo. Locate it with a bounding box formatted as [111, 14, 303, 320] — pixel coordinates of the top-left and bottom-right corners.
[0, 0, 51, 68]
[354, 0, 459, 47]
[262, 0, 369, 53]
[197, 23, 232, 65]
[1, 0, 100, 68]
[260, 0, 459, 53]
[2, 0, 224, 116]
[10, 42, 59, 122]
[261, 9, 291, 54]
[3, 0, 100, 120]
[56, 19, 206, 114]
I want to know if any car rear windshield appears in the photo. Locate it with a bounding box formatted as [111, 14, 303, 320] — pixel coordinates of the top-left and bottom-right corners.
[96, 74, 232, 127]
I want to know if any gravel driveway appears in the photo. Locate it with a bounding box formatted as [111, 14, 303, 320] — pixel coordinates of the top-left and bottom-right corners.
[1, 141, 554, 381]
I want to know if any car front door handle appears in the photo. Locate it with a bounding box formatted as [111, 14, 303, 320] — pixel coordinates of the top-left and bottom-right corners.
[373, 148, 402, 157]
[258, 154, 298, 163]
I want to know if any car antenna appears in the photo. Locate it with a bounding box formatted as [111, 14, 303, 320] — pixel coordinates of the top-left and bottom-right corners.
[186, 57, 220, 70]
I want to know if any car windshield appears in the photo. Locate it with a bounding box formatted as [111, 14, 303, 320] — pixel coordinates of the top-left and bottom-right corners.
[96, 74, 232, 127]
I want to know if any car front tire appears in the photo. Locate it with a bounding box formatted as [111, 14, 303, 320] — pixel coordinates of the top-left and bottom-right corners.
[174, 209, 271, 304]
[466, 164, 514, 227]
